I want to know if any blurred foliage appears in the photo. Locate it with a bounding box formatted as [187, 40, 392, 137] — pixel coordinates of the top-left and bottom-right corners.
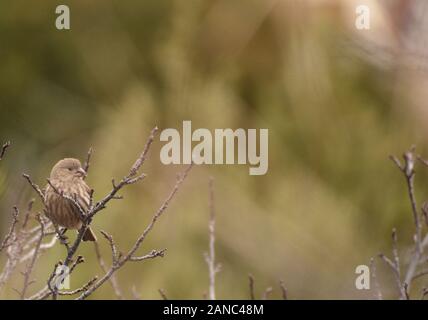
[1, 0, 428, 299]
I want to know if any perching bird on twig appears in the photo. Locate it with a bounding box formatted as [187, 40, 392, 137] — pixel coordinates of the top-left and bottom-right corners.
[44, 158, 96, 241]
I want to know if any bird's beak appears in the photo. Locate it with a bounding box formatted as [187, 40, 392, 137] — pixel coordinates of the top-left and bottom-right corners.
[77, 168, 87, 178]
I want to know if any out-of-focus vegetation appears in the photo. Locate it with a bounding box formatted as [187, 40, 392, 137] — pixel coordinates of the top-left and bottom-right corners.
[1, 0, 428, 299]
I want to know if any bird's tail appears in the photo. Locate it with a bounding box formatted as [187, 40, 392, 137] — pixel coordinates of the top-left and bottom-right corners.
[82, 227, 97, 242]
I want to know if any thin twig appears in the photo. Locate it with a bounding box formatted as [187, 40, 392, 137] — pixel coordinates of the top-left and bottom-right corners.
[0, 141, 10, 161]
[22, 174, 45, 204]
[248, 274, 255, 300]
[57, 277, 98, 296]
[94, 240, 124, 299]
[279, 280, 288, 300]
[412, 269, 428, 280]
[378, 253, 406, 299]
[159, 288, 168, 300]
[369, 258, 382, 300]
[390, 148, 424, 293]
[20, 214, 45, 299]
[47, 262, 61, 300]
[0, 207, 19, 253]
[21, 199, 35, 229]
[204, 177, 220, 300]
[421, 288, 428, 300]
[75, 164, 192, 300]
[129, 249, 166, 261]
[262, 287, 273, 300]
[83, 147, 93, 177]
[0, 206, 56, 293]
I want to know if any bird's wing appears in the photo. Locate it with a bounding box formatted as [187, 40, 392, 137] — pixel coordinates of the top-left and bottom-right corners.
[68, 180, 91, 218]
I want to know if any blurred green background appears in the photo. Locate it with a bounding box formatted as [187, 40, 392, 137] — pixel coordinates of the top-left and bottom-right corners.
[1, 0, 428, 299]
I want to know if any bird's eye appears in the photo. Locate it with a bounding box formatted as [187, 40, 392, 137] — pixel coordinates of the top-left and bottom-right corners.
[68, 168, 72, 171]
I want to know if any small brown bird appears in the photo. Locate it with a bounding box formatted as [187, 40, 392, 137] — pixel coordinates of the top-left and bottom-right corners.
[44, 158, 96, 241]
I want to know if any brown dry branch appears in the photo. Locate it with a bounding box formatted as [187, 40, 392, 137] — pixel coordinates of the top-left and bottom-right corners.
[369, 258, 382, 300]
[421, 288, 428, 300]
[0, 141, 11, 161]
[158, 288, 168, 300]
[94, 241, 124, 300]
[83, 147, 93, 177]
[56, 277, 98, 296]
[19, 214, 45, 299]
[377, 229, 407, 299]
[374, 146, 428, 299]
[0, 203, 55, 297]
[248, 274, 255, 300]
[0, 207, 19, 253]
[38, 275, 98, 299]
[47, 262, 62, 300]
[21, 199, 35, 230]
[204, 177, 221, 300]
[413, 269, 428, 281]
[279, 280, 288, 300]
[75, 163, 192, 300]
[262, 287, 273, 300]
[22, 174, 45, 204]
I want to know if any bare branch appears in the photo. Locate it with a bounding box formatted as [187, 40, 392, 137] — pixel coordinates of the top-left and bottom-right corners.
[0, 207, 19, 252]
[128, 127, 158, 177]
[83, 147, 93, 177]
[57, 277, 98, 296]
[126, 164, 192, 261]
[129, 249, 166, 262]
[205, 177, 219, 300]
[391, 229, 400, 273]
[403, 283, 410, 300]
[417, 154, 428, 168]
[390, 147, 424, 292]
[22, 174, 45, 204]
[20, 214, 45, 299]
[0, 141, 11, 161]
[279, 280, 288, 300]
[421, 288, 428, 300]
[158, 288, 168, 300]
[378, 252, 406, 299]
[411, 266, 428, 281]
[94, 241, 124, 300]
[28, 288, 49, 300]
[75, 164, 192, 300]
[47, 262, 61, 300]
[100, 230, 120, 263]
[69, 255, 85, 275]
[369, 258, 382, 300]
[422, 202, 428, 227]
[262, 287, 273, 300]
[89, 127, 158, 216]
[0, 205, 56, 294]
[389, 155, 403, 171]
[21, 199, 35, 229]
[248, 274, 255, 300]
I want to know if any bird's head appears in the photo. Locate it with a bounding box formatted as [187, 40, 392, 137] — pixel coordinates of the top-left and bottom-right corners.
[50, 158, 87, 181]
